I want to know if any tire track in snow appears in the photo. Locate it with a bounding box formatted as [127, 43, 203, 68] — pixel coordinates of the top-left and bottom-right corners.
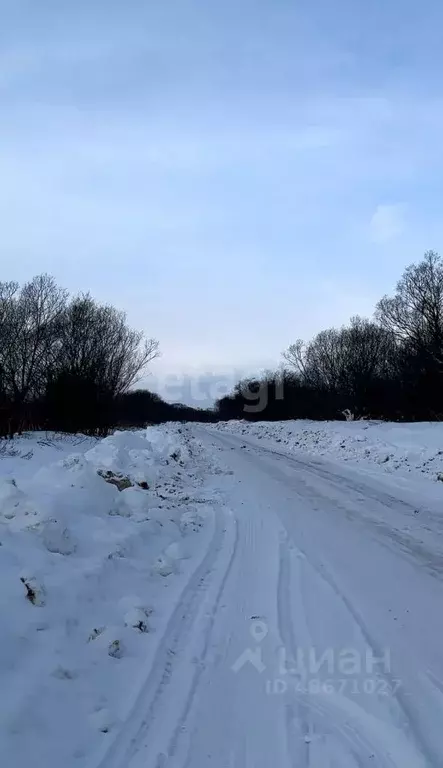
[237, 435, 443, 577]
[277, 535, 312, 766]
[86, 504, 236, 768]
[186, 429, 438, 765]
[276, 530, 429, 767]
[156, 510, 239, 765]
[276, 538, 377, 767]
[212, 431, 438, 764]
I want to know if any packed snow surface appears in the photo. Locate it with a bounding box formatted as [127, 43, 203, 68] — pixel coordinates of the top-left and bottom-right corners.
[2, 421, 443, 767]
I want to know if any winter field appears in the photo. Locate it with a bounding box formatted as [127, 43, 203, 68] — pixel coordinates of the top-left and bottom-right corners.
[2, 421, 443, 767]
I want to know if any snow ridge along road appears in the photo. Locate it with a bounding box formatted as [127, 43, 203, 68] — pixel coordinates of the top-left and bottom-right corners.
[214, 418, 443, 484]
[0, 426, 231, 768]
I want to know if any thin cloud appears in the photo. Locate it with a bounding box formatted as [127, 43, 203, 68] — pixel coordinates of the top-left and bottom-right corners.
[370, 204, 406, 244]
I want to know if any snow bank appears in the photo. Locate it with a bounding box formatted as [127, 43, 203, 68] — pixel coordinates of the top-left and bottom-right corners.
[215, 419, 443, 483]
[0, 424, 223, 768]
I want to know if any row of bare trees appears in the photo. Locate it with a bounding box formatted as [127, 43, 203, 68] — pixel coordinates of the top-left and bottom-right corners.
[0, 275, 159, 436]
[217, 251, 443, 421]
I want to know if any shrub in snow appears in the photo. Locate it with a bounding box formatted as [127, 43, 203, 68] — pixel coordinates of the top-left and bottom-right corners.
[124, 607, 151, 633]
[0, 441, 21, 458]
[20, 576, 46, 606]
[108, 639, 124, 658]
[89, 626, 125, 658]
[60, 454, 83, 471]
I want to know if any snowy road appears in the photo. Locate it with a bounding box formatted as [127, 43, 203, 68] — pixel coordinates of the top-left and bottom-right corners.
[98, 426, 443, 768]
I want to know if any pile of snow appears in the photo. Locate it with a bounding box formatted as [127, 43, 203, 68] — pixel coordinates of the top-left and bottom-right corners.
[215, 419, 443, 482]
[0, 424, 224, 768]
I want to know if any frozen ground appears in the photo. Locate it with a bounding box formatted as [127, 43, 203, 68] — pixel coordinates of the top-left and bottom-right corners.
[215, 419, 443, 483]
[2, 422, 443, 767]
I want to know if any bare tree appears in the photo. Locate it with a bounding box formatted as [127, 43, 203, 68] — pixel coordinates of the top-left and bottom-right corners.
[284, 329, 346, 390]
[0, 276, 160, 436]
[376, 251, 443, 356]
[282, 339, 306, 377]
[0, 282, 19, 435]
[0, 275, 68, 433]
[56, 295, 159, 395]
[45, 294, 160, 434]
[283, 318, 396, 416]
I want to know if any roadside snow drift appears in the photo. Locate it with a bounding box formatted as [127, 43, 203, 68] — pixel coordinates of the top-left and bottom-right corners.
[0, 425, 224, 768]
[215, 419, 443, 483]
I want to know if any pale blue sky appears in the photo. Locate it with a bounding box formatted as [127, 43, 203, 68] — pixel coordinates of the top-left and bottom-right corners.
[1, 1, 443, 403]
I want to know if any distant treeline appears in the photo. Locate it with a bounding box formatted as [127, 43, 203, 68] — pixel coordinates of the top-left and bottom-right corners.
[6, 252, 443, 437]
[116, 390, 216, 428]
[216, 251, 443, 422]
[0, 275, 214, 438]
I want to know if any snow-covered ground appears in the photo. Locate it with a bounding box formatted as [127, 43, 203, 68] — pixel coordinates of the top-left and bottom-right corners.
[3, 422, 443, 767]
[0, 426, 227, 768]
[215, 419, 443, 483]
[0, 431, 98, 479]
